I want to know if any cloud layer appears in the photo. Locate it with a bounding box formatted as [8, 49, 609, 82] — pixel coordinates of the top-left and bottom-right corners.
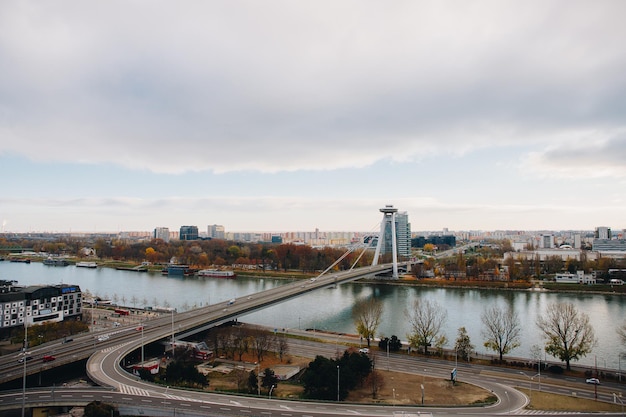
[2, 1, 625, 176]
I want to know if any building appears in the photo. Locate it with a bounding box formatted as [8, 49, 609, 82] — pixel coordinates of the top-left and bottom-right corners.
[207, 224, 225, 240]
[153, 227, 170, 242]
[592, 238, 626, 254]
[595, 227, 612, 239]
[540, 234, 555, 249]
[0, 282, 82, 331]
[554, 271, 596, 285]
[372, 205, 411, 279]
[179, 225, 199, 241]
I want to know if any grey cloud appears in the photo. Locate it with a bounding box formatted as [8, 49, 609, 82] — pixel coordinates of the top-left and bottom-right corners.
[1, 1, 625, 173]
[522, 131, 626, 178]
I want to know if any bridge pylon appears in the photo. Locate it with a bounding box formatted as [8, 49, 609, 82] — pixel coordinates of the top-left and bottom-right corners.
[372, 205, 399, 279]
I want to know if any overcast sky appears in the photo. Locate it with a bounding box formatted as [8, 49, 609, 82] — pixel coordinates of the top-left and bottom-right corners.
[1, 1, 625, 234]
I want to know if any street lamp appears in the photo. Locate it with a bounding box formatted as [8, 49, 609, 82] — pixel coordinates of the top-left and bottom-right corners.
[337, 365, 340, 402]
[269, 384, 275, 399]
[21, 322, 29, 417]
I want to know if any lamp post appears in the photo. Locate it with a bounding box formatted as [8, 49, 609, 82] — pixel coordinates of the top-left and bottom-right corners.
[171, 310, 175, 358]
[257, 362, 261, 396]
[337, 365, 340, 402]
[269, 384, 275, 399]
[21, 322, 29, 417]
[387, 339, 390, 371]
[519, 372, 538, 402]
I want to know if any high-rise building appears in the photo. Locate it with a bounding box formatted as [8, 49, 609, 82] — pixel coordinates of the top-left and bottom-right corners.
[595, 227, 611, 239]
[207, 224, 225, 239]
[179, 225, 199, 241]
[154, 227, 170, 242]
[541, 234, 554, 249]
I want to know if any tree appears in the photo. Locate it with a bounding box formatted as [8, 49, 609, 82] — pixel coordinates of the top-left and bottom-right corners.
[618, 321, 626, 348]
[454, 327, 474, 362]
[261, 367, 279, 391]
[481, 306, 521, 361]
[84, 401, 118, 417]
[365, 370, 385, 399]
[536, 302, 597, 371]
[405, 299, 448, 355]
[247, 370, 259, 394]
[352, 298, 383, 347]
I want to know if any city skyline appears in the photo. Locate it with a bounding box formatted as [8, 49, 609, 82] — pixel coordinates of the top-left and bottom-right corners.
[1, 2, 625, 233]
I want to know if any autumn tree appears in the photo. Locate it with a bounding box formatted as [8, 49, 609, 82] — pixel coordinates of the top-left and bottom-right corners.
[352, 298, 383, 347]
[405, 299, 448, 355]
[454, 327, 474, 362]
[536, 302, 597, 371]
[481, 305, 521, 361]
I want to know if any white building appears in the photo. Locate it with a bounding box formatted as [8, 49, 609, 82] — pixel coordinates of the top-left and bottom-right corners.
[208, 224, 225, 239]
[153, 227, 170, 242]
[554, 271, 596, 285]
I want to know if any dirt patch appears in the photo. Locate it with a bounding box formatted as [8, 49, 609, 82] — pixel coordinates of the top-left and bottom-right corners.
[205, 353, 494, 406]
[345, 371, 494, 405]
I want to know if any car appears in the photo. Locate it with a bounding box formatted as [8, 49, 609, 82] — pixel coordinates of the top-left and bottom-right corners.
[586, 378, 600, 385]
[97, 335, 109, 342]
[359, 348, 370, 354]
[135, 325, 144, 331]
[42, 355, 56, 362]
[62, 337, 73, 344]
[17, 356, 33, 363]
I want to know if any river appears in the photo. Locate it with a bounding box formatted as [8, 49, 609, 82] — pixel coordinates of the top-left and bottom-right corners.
[2, 260, 624, 370]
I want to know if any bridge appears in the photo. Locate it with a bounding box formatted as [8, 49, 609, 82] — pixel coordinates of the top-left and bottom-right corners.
[0, 262, 405, 386]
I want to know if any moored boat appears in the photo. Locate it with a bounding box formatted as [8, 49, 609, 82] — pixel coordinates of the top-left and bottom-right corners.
[76, 261, 98, 268]
[43, 257, 69, 266]
[164, 264, 195, 276]
[197, 268, 236, 279]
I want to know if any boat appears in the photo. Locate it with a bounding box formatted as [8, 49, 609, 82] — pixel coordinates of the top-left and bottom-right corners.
[197, 269, 237, 279]
[10, 258, 30, 263]
[43, 257, 69, 267]
[164, 264, 195, 276]
[76, 261, 98, 268]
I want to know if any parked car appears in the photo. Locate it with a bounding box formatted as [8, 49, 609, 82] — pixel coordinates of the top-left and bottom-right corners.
[586, 378, 600, 385]
[359, 348, 370, 354]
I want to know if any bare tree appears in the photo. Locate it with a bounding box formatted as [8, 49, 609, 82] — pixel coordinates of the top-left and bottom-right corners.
[618, 321, 626, 347]
[481, 305, 521, 361]
[352, 298, 384, 347]
[276, 333, 289, 362]
[536, 302, 596, 371]
[366, 370, 385, 399]
[405, 299, 447, 355]
[250, 328, 276, 363]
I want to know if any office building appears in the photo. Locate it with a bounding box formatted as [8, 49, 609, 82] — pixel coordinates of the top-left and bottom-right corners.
[179, 225, 199, 241]
[154, 227, 170, 242]
[0, 282, 82, 330]
[208, 224, 225, 239]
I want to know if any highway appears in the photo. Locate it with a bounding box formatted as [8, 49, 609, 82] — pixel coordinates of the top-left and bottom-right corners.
[2, 335, 620, 417]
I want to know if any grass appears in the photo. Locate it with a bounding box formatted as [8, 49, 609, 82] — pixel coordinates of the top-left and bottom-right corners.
[519, 388, 624, 412]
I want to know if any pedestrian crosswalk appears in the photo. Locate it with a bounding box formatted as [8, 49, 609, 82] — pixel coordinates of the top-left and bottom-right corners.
[118, 384, 151, 397]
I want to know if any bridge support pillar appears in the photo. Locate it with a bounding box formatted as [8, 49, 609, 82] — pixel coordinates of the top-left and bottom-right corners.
[372, 205, 399, 279]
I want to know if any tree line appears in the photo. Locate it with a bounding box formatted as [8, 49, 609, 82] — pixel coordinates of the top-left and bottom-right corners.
[352, 297, 621, 372]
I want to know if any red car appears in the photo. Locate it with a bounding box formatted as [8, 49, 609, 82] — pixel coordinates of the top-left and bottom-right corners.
[42, 355, 56, 362]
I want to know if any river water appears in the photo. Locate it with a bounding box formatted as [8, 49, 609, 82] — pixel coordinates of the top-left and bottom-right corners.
[2, 261, 624, 370]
